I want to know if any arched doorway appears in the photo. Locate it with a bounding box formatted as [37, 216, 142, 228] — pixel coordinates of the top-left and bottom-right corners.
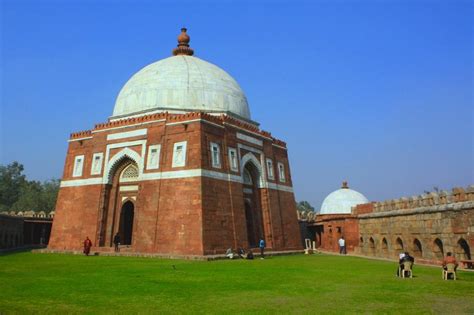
[457, 238, 471, 260]
[99, 157, 139, 247]
[394, 237, 404, 255]
[413, 238, 423, 258]
[244, 201, 257, 247]
[381, 238, 389, 257]
[369, 237, 376, 255]
[119, 201, 134, 245]
[242, 160, 264, 248]
[433, 238, 444, 260]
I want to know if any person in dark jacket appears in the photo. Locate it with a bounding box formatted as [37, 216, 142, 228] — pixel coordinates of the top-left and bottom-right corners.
[113, 233, 121, 253]
[397, 252, 415, 276]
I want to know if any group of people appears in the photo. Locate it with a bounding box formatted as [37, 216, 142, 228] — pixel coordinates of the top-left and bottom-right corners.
[397, 251, 459, 278]
[84, 235, 266, 259]
[82, 233, 121, 256]
[84, 234, 461, 280]
[226, 239, 265, 260]
[226, 247, 254, 260]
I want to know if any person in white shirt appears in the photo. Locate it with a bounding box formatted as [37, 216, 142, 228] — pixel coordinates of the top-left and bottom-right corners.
[338, 237, 346, 254]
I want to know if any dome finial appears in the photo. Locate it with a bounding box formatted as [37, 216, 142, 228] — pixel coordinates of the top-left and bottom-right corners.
[172, 27, 194, 56]
[342, 181, 349, 189]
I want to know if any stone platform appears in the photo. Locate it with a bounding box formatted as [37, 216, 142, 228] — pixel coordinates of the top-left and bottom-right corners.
[33, 248, 304, 261]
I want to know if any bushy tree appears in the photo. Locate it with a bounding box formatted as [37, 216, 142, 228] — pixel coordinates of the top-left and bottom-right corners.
[11, 181, 43, 211]
[0, 162, 26, 211]
[296, 200, 318, 213]
[41, 179, 60, 212]
[0, 162, 59, 212]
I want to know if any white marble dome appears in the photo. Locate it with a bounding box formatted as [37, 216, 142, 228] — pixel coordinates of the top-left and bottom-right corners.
[112, 55, 251, 120]
[320, 182, 369, 215]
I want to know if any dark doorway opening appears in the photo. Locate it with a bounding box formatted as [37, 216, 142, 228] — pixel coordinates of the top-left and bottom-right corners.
[245, 201, 257, 247]
[242, 160, 264, 248]
[119, 201, 134, 245]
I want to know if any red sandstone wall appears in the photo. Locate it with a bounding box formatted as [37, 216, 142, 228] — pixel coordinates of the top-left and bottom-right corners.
[49, 185, 103, 250]
[153, 178, 203, 255]
[315, 214, 359, 253]
[353, 203, 375, 215]
[51, 113, 301, 256]
[264, 189, 302, 250]
[201, 178, 244, 254]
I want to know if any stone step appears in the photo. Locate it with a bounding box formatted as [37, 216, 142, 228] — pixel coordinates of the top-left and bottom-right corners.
[90, 245, 133, 253]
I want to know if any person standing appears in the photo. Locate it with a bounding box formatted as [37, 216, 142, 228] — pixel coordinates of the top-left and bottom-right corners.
[338, 236, 346, 254]
[113, 233, 121, 253]
[83, 237, 92, 256]
[259, 238, 265, 259]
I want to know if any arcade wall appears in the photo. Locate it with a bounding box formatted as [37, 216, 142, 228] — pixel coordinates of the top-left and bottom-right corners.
[300, 185, 473, 265]
[356, 186, 474, 264]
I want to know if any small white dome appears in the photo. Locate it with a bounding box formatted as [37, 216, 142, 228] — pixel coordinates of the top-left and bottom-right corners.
[112, 55, 250, 120]
[320, 182, 369, 214]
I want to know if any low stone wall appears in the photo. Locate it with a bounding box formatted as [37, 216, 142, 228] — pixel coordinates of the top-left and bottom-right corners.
[34, 248, 304, 261]
[0, 214, 24, 249]
[299, 185, 474, 265]
[357, 201, 473, 265]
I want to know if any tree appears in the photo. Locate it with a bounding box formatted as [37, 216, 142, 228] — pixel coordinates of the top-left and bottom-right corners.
[0, 162, 26, 211]
[11, 180, 43, 212]
[40, 179, 60, 212]
[0, 162, 60, 212]
[296, 200, 317, 213]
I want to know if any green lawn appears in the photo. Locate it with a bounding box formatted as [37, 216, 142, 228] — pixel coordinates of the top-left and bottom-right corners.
[0, 252, 473, 314]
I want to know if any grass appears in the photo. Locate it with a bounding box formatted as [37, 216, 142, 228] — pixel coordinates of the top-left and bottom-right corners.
[0, 252, 473, 314]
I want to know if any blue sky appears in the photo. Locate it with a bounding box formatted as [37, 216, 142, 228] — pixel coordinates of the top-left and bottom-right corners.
[1, 0, 472, 209]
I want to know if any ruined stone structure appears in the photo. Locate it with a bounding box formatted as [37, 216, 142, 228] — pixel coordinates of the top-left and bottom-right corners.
[0, 214, 23, 249]
[300, 185, 474, 265]
[0, 211, 53, 249]
[48, 29, 302, 256]
[356, 186, 474, 264]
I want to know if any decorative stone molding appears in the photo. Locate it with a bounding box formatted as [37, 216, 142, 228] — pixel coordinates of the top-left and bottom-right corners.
[69, 111, 288, 149]
[0, 210, 55, 218]
[361, 185, 473, 215]
[240, 152, 264, 188]
[104, 148, 143, 184]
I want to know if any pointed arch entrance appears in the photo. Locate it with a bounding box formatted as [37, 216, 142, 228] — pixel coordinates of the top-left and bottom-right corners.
[98, 154, 140, 247]
[242, 156, 265, 248]
[119, 201, 135, 245]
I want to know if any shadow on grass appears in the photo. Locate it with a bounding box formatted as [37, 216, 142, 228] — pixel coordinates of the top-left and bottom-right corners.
[0, 245, 46, 256]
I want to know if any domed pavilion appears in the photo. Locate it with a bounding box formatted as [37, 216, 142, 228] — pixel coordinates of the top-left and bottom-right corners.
[320, 181, 369, 215]
[307, 181, 370, 253]
[48, 29, 302, 256]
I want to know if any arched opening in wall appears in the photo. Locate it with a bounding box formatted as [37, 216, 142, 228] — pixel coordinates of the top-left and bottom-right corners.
[395, 237, 404, 253]
[359, 237, 364, 254]
[413, 239, 423, 258]
[369, 237, 375, 255]
[119, 201, 135, 245]
[457, 238, 471, 260]
[100, 157, 140, 247]
[242, 160, 264, 248]
[433, 238, 444, 260]
[381, 238, 389, 257]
